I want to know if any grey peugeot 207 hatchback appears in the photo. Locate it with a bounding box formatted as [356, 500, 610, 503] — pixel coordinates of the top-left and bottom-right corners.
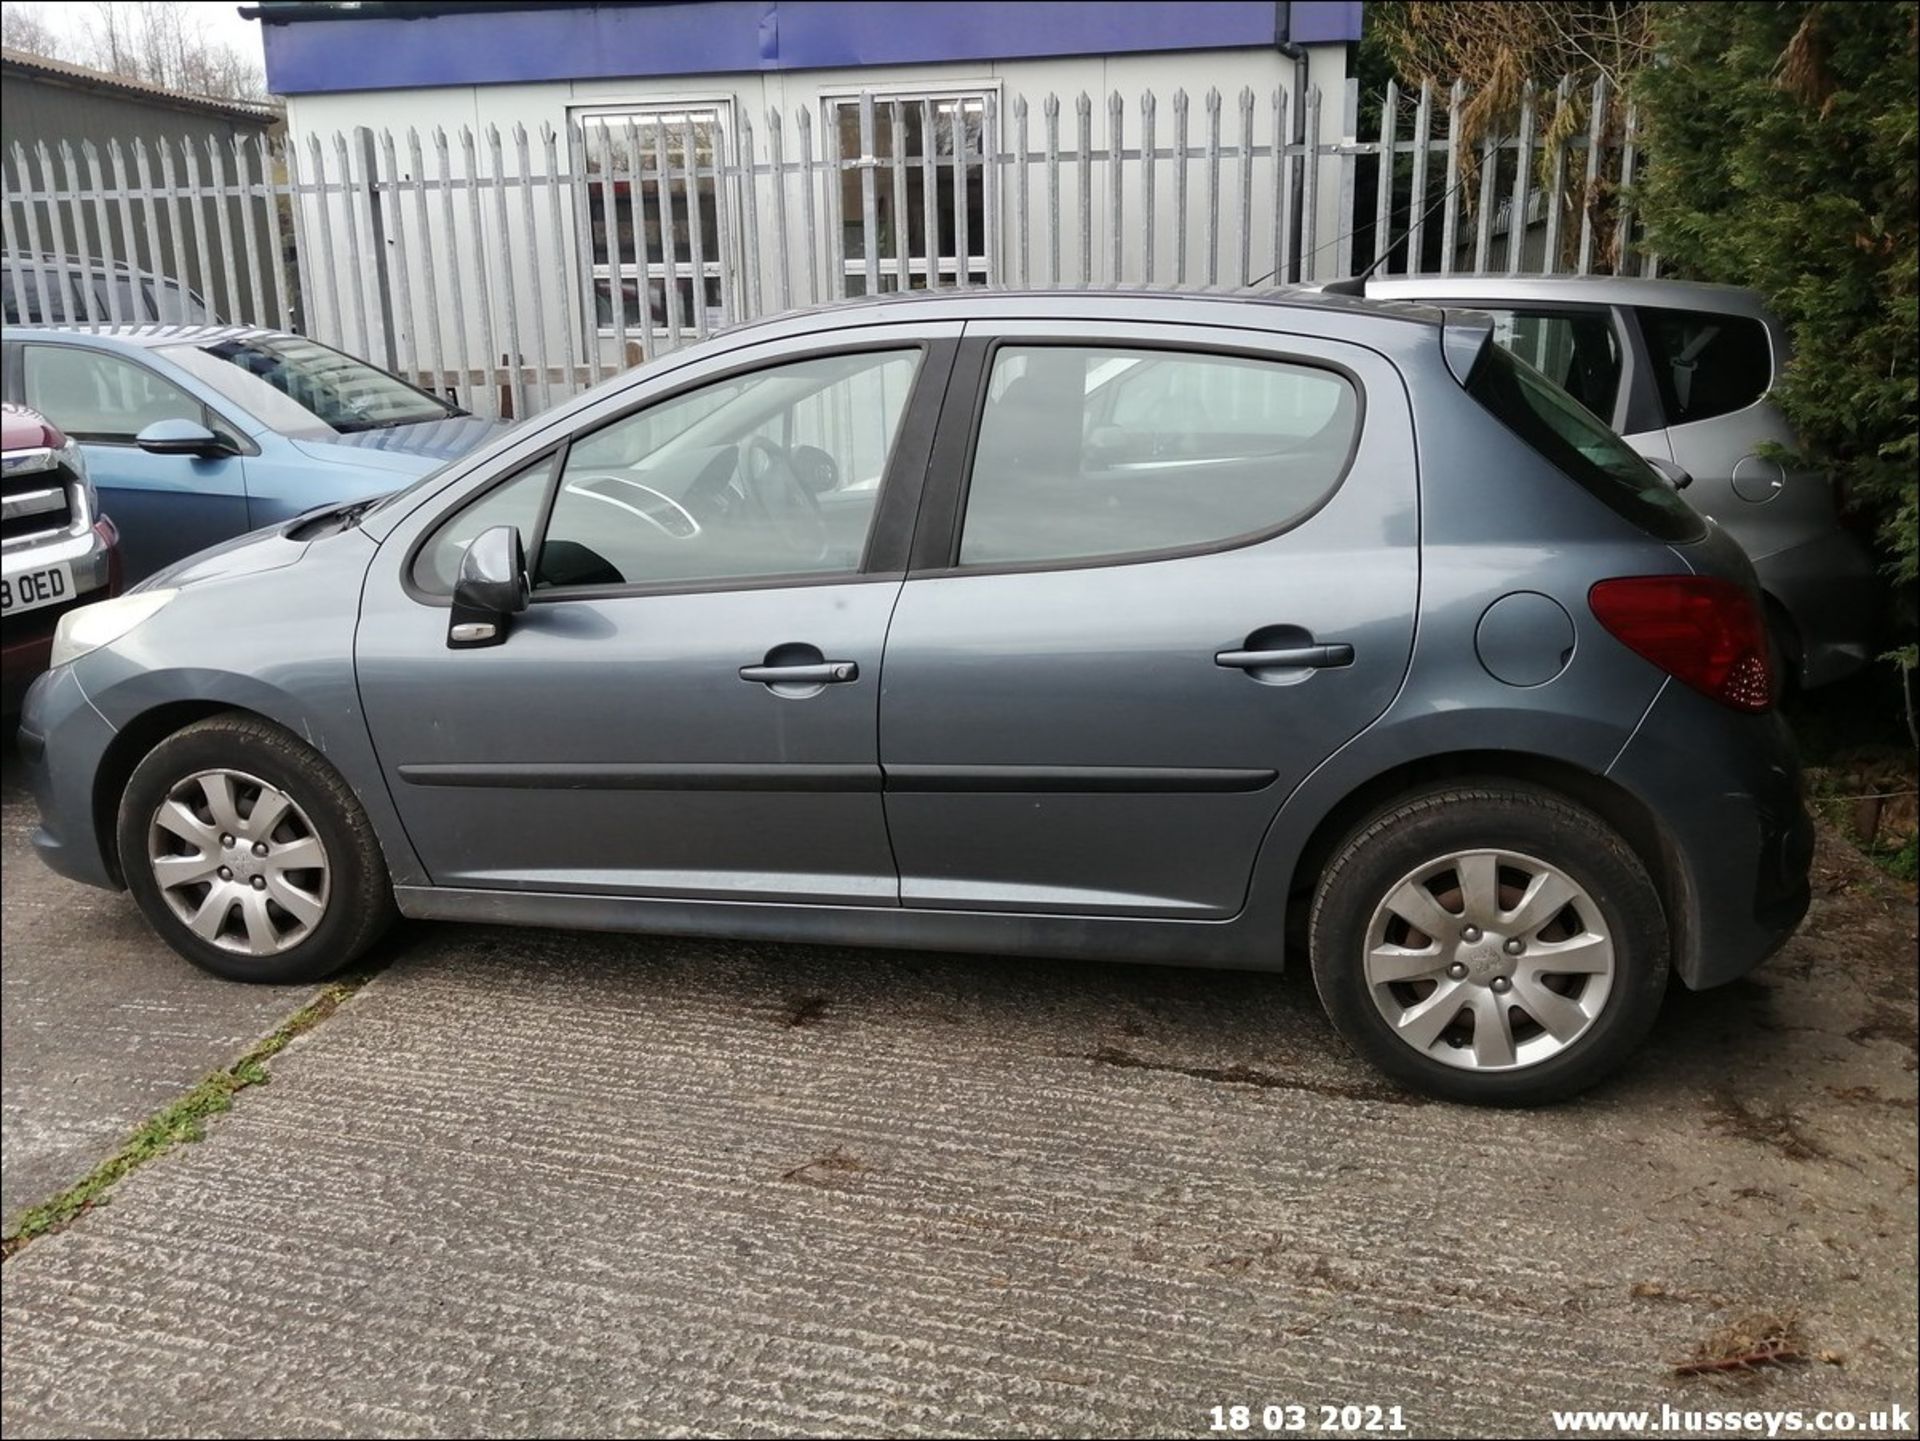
[18, 290, 1813, 1105]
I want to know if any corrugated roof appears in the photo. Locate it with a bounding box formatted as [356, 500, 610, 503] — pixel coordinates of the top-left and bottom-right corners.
[1, 47, 279, 126]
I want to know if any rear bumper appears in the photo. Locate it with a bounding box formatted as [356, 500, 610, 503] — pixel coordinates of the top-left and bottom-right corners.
[1609, 682, 1812, 989]
[1753, 528, 1877, 689]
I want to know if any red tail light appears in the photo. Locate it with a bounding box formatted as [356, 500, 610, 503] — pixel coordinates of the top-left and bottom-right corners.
[1589, 576, 1774, 712]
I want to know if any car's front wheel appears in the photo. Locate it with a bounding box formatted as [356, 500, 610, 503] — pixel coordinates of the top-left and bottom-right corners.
[1308, 783, 1669, 1106]
[118, 713, 395, 983]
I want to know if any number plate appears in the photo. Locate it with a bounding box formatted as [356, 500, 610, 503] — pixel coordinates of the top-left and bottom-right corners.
[0, 561, 75, 617]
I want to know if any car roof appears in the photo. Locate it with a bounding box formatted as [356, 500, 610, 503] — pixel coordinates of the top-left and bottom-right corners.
[1355, 273, 1773, 317]
[3, 250, 187, 279]
[5, 291, 1458, 364]
[693, 286, 1455, 347]
[2, 322, 273, 350]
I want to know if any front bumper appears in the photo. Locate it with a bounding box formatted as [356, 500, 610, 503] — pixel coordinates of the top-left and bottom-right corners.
[18, 660, 123, 891]
[2, 518, 120, 714]
[1609, 682, 1813, 989]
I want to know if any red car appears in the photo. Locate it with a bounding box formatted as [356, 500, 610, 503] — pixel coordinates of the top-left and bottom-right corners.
[2, 402, 119, 715]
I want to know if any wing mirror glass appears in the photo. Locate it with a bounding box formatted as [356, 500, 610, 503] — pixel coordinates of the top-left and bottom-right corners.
[1646, 456, 1693, 491]
[788, 444, 839, 496]
[448, 524, 529, 649]
[135, 418, 236, 458]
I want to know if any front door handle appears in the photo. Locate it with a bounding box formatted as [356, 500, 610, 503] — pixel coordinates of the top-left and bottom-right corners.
[1215, 643, 1354, 670]
[739, 660, 859, 685]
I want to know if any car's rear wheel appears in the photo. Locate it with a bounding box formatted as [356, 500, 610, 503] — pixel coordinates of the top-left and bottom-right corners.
[1308, 783, 1668, 1106]
[118, 713, 394, 983]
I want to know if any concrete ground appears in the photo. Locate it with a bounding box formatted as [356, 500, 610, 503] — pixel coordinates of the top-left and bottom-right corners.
[0, 746, 316, 1232]
[2, 757, 1915, 1437]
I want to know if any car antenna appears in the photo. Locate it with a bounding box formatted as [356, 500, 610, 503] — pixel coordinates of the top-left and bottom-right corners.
[1248, 166, 1473, 292]
[1319, 250, 1390, 297]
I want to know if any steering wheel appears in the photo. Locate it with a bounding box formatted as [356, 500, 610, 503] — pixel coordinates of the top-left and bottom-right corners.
[743, 436, 829, 561]
[679, 446, 742, 523]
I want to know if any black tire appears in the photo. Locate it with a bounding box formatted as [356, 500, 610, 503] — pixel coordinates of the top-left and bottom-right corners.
[1308, 782, 1668, 1106]
[118, 712, 394, 983]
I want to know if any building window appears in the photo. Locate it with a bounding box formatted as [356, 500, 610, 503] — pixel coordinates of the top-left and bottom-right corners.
[575, 104, 732, 340]
[825, 91, 991, 295]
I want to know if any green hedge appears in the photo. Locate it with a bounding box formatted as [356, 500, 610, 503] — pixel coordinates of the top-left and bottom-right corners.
[1631, 2, 1918, 674]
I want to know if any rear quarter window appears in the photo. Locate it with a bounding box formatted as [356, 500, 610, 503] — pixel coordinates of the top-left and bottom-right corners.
[1481, 308, 1623, 422]
[1467, 344, 1706, 543]
[1637, 307, 1773, 425]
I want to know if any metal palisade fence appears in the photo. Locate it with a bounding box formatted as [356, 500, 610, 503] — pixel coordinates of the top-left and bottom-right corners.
[2, 76, 1655, 421]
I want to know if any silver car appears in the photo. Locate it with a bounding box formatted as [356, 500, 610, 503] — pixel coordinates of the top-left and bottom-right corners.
[1350, 276, 1876, 689]
[19, 291, 1813, 1105]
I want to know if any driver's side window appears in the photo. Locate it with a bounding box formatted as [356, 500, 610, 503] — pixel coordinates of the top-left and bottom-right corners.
[536, 348, 921, 591]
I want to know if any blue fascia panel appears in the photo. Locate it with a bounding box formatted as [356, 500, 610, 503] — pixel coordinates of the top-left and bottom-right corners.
[262, 1, 1302, 96]
[1288, 1, 1363, 44]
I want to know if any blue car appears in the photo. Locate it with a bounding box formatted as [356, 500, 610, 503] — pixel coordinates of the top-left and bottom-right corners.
[0, 325, 507, 582]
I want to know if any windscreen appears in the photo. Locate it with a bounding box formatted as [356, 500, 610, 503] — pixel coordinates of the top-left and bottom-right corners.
[168, 334, 458, 434]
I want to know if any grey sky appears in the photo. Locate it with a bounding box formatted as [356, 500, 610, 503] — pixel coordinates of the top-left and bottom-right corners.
[16, 2, 266, 68]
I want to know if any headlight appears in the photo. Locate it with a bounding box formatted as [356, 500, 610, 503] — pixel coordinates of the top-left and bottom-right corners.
[50, 590, 176, 669]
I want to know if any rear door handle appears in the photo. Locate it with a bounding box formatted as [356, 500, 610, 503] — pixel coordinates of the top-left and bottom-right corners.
[739, 661, 859, 685]
[1215, 643, 1354, 670]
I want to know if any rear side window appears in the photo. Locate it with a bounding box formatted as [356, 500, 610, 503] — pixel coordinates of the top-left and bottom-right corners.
[2, 269, 86, 324]
[1, 270, 33, 322]
[87, 274, 152, 323]
[1481, 308, 1622, 421]
[1467, 345, 1706, 543]
[959, 346, 1359, 567]
[1638, 307, 1772, 425]
[152, 280, 213, 324]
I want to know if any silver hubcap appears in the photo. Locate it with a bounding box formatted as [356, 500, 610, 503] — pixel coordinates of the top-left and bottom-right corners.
[1363, 848, 1616, 1072]
[148, 769, 330, 956]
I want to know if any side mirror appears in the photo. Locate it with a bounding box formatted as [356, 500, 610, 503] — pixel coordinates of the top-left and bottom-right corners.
[788, 444, 839, 496]
[448, 525, 528, 649]
[135, 418, 235, 458]
[1646, 456, 1693, 491]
